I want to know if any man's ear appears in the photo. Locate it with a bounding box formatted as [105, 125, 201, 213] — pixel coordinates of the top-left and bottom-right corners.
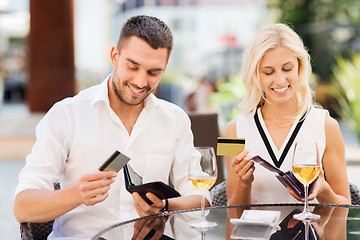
[162, 62, 169, 73]
[110, 46, 119, 66]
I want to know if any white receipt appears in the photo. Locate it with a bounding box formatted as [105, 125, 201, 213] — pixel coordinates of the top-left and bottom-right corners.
[230, 210, 281, 227]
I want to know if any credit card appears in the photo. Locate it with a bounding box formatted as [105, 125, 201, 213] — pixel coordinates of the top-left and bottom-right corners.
[99, 151, 130, 172]
[217, 137, 245, 156]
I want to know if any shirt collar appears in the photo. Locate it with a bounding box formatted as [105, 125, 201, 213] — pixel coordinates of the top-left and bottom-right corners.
[91, 74, 111, 106]
[144, 91, 159, 110]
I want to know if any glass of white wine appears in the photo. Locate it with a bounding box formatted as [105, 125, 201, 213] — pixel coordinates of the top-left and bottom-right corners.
[292, 140, 321, 221]
[189, 146, 218, 230]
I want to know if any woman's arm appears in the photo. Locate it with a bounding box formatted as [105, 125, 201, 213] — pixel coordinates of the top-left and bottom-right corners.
[309, 115, 351, 204]
[225, 120, 254, 218]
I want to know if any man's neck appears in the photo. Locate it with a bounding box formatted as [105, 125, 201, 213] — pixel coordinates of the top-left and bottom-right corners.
[108, 84, 145, 135]
[112, 100, 144, 135]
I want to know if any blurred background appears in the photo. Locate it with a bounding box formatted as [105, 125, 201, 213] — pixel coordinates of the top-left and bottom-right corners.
[1, 0, 360, 239]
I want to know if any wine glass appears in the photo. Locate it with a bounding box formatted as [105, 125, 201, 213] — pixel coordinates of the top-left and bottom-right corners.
[189, 146, 218, 230]
[292, 140, 321, 221]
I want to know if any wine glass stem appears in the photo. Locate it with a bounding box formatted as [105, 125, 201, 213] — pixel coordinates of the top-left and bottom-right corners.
[201, 191, 206, 223]
[201, 231, 206, 240]
[304, 184, 310, 213]
[304, 221, 309, 240]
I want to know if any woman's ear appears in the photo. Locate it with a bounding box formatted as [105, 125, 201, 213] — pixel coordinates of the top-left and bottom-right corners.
[110, 47, 119, 66]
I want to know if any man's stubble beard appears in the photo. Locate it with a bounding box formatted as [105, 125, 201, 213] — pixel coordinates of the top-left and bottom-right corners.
[112, 80, 153, 106]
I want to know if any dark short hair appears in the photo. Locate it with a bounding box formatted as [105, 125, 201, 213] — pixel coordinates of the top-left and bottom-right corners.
[117, 15, 173, 60]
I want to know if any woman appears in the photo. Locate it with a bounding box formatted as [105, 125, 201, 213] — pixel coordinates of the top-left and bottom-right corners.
[225, 23, 350, 212]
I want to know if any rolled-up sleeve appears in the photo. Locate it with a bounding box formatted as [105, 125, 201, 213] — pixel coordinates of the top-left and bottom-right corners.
[15, 102, 71, 196]
[170, 110, 211, 203]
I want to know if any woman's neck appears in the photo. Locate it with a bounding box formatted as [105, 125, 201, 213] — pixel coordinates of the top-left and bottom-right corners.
[261, 103, 298, 127]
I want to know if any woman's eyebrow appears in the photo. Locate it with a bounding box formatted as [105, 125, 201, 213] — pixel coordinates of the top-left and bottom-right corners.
[261, 66, 273, 70]
[283, 61, 295, 67]
[261, 61, 295, 69]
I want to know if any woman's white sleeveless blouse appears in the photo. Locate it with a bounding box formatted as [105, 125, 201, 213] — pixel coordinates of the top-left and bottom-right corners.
[235, 108, 328, 204]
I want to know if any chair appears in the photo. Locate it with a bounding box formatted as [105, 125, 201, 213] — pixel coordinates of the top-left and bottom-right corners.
[350, 182, 360, 205]
[188, 112, 225, 186]
[210, 180, 227, 206]
[20, 183, 60, 240]
[20, 221, 54, 240]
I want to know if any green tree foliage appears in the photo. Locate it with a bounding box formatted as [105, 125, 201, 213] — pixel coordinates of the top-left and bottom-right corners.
[208, 74, 245, 124]
[268, 0, 360, 82]
[331, 54, 360, 139]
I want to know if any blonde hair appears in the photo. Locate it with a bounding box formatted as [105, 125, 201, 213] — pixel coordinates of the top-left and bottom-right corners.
[239, 23, 314, 119]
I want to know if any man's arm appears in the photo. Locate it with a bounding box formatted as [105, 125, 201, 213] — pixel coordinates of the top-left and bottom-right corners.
[167, 194, 205, 211]
[132, 192, 204, 217]
[13, 171, 117, 223]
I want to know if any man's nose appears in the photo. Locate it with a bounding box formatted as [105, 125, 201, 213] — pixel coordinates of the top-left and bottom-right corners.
[133, 71, 148, 88]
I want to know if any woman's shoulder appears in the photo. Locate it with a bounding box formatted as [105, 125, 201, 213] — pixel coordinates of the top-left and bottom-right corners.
[310, 107, 329, 117]
[309, 107, 341, 138]
[324, 112, 341, 134]
[236, 112, 254, 122]
[225, 119, 237, 138]
[225, 112, 253, 137]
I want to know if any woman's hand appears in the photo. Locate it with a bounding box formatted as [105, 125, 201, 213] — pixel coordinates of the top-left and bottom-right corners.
[232, 149, 255, 184]
[287, 168, 328, 202]
[307, 169, 330, 201]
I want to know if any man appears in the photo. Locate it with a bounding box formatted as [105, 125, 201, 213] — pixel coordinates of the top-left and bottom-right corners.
[14, 15, 206, 239]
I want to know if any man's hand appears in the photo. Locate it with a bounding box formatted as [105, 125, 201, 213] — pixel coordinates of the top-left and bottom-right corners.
[76, 171, 117, 206]
[132, 192, 165, 217]
[132, 217, 166, 240]
[14, 170, 117, 223]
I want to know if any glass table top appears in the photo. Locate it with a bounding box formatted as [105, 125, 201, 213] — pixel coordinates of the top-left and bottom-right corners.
[92, 203, 360, 240]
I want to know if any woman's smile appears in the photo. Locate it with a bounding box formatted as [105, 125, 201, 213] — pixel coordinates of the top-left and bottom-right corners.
[272, 85, 290, 94]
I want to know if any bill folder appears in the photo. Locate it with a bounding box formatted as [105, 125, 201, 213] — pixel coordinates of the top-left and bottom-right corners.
[251, 155, 316, 198]
[123, 164, 181, 205]
[270, 209, 317, 240]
